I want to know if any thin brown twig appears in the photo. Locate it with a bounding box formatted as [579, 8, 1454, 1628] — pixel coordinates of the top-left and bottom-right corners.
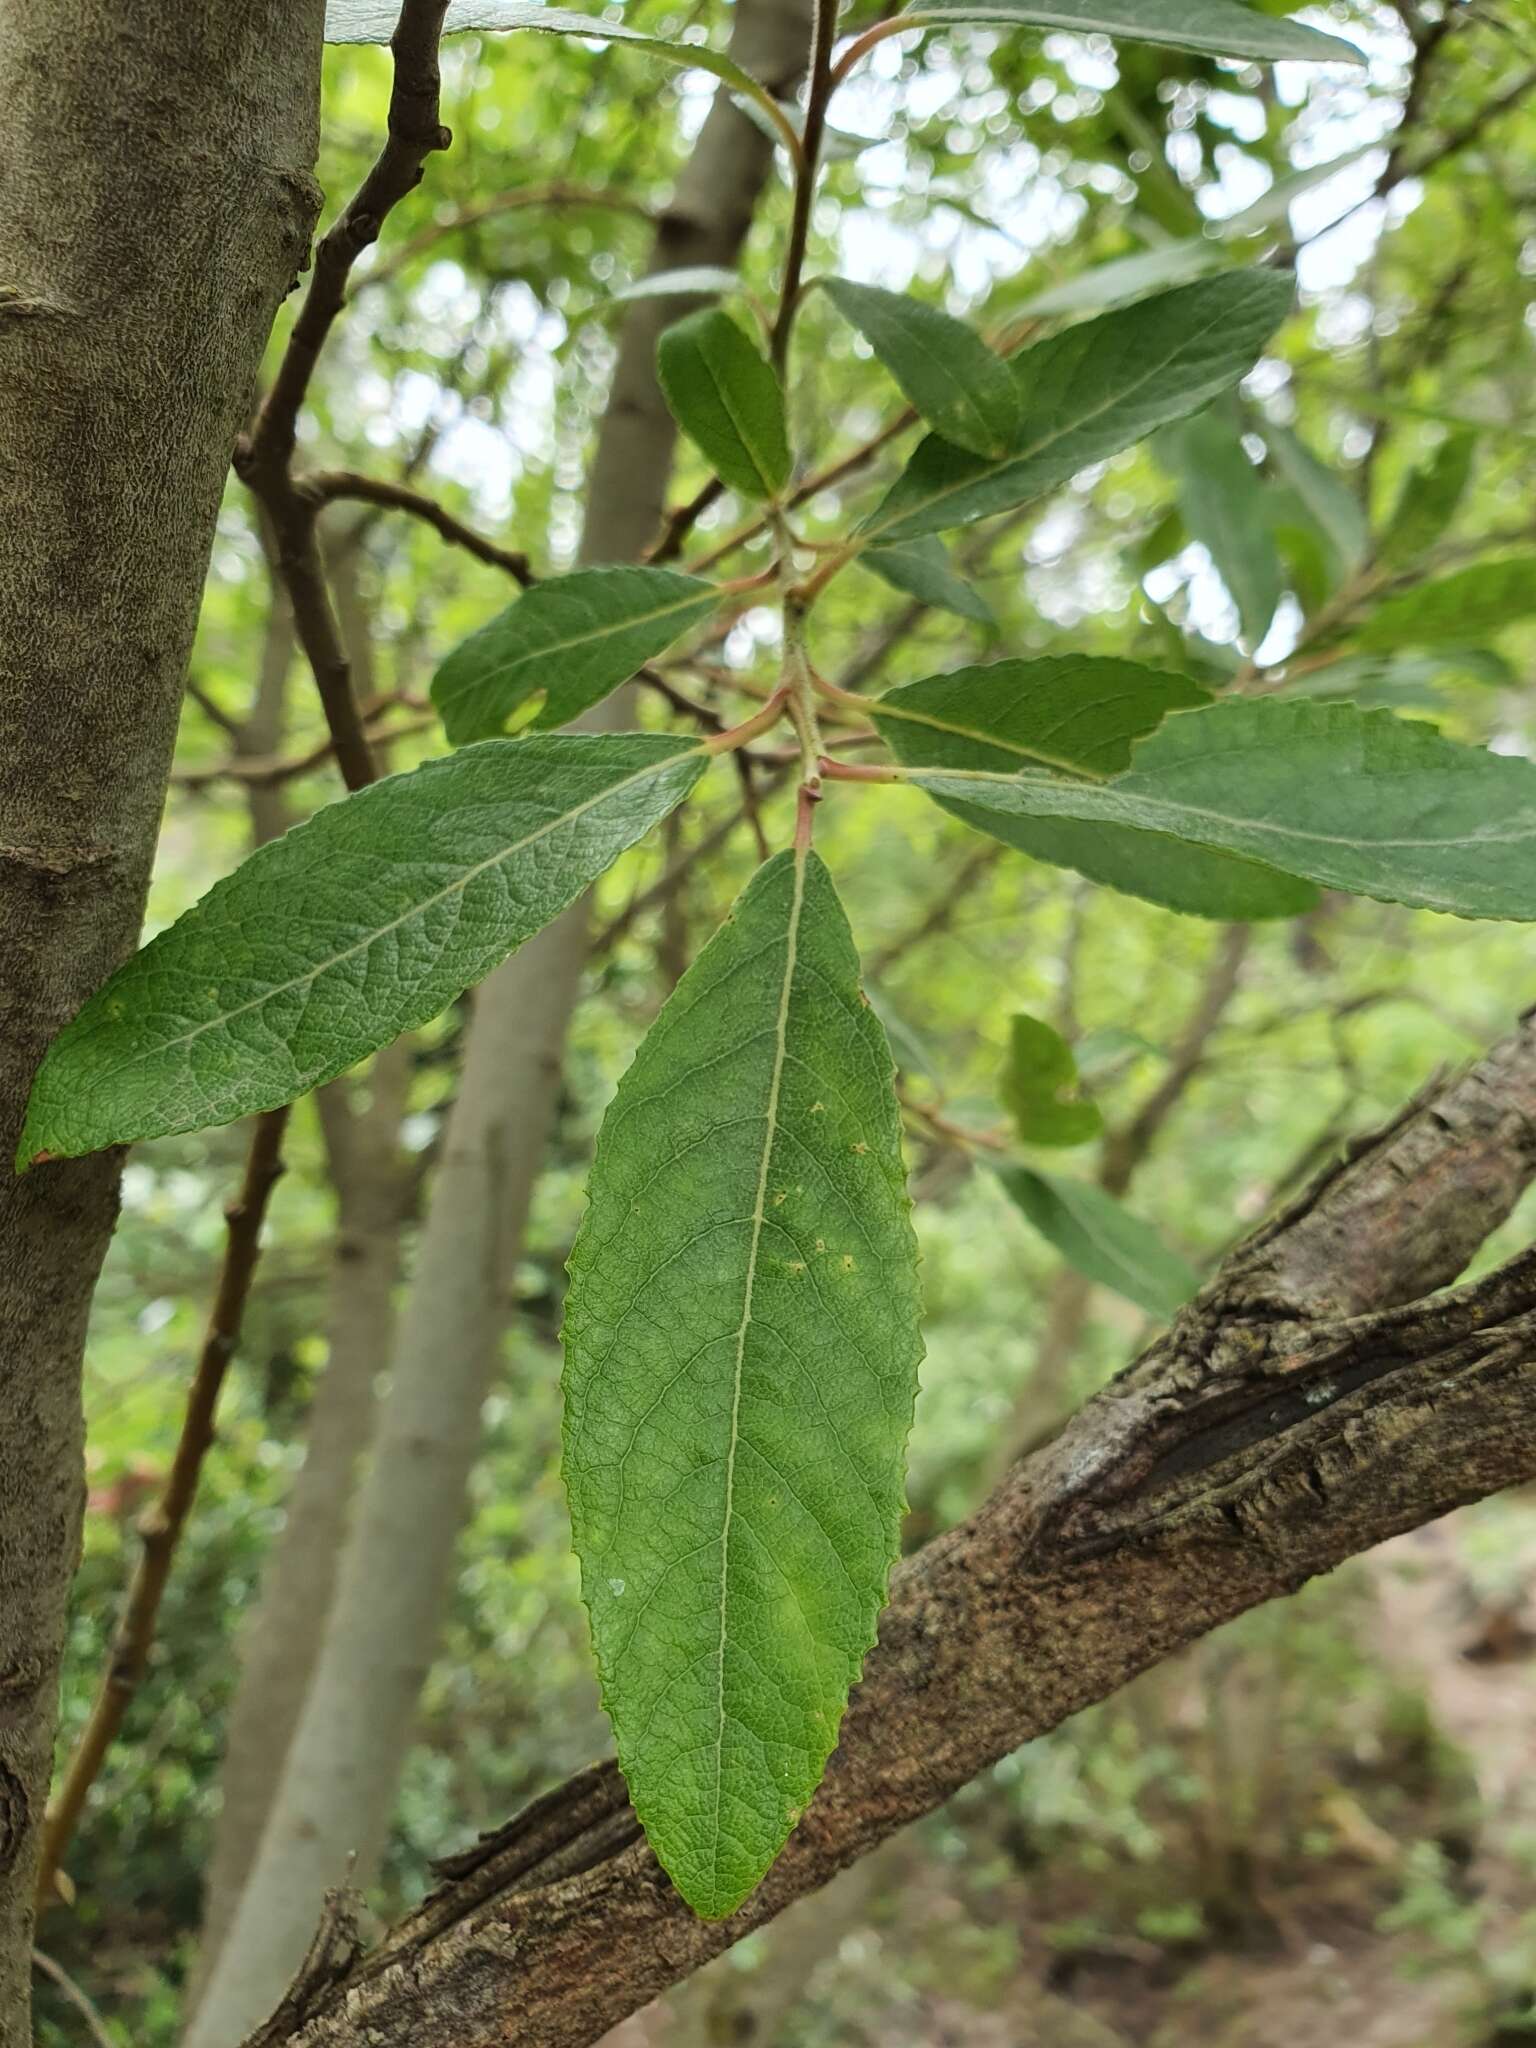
[35, 1111, 289, 1910]
[304, 472, 534, 585]
[174, 714, 435, 793]
[31, 1950, 116, 2048]
[238, 0, 455, 794]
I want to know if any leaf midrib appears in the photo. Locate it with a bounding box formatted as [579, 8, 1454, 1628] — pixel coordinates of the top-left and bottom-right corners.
[710, 844, 806, 1900]
[873, 693, 1109, 779]
[913, 760, 1536, 854]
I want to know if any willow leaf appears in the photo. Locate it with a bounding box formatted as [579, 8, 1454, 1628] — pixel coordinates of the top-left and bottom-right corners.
[21, 735, 708, 1164]
[872, 657, 1315, 919]
[907, 699, 1536, 921]
[822, 278, 1022, 457]
[864, 270, 1293, 544]
[431, 566, 721, 744]
[1000, 1166, 1196, 1317]
[563, 851, 922, 1920]
[902, 0, 1362, 64]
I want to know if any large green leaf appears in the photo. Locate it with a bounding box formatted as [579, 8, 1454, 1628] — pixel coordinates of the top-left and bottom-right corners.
[822, 278, 1022, 458]
[907, 699, 1536, 921]
[871, 656, 1316, 919]
[563, 850, 922, 1920]
[1000, 1014, 1102, 1147]
[431, 566, 721, 744]
[999, 1166, 1196, 1318]
[658, 308, 792, 501]
[20, 735, 708, 1164]
[901, 0, 1362, 64]
[1158, 411, 1282, 648]
[1355, 557, 1536, 652]
[864, 536, 996, 626]
[864, 271, 1293, 544]
[325, 3, 801, 154]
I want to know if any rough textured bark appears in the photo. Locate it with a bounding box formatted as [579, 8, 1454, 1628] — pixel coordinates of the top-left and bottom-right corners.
[0, 8, 322, 2038]
[243, 1009, 1536, 2048]
[188, 4, 812, 2034]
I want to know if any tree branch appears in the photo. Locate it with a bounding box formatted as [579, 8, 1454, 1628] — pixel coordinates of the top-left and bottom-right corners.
[249, 1007, 1536, 2048]
[302, 472, 534, 585]
[239, 0, 455, 795]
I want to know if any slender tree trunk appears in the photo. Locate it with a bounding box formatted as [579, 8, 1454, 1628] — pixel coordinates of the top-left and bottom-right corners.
[191, 1049, 415, 2003]
[191, 531, 416, 2003]
[0, 9, 321, 2039]
[186, 4, 811, 2036]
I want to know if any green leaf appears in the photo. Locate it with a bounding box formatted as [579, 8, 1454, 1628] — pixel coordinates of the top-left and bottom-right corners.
[864, 537, 996, 626]
[1014, 240, 1223, 321]
[870, 655, 1315, 919]
[907, 698, 1536, 921]
[431, 566, 721, 744]
[657, 308, 792, 501]
[901, 0, 1363, 63]
[20, 735, 708, 1164]
[1158, 411, 1282, 648]
[563, 850, 922, 1921]
[999, 1166, 1197, 1318]
[1378, 431, 1477, 568]
[865, 271, 1293, 544]
[1265, 425, 1368, 581]
[822, 278, 1022, 458]
[1355, 556, 1536, 653]
[1000, 1014, 1102, 1147]
[1213, 142, 1381, 240]
[325, 3, 802, 156]
[872, 654, 1210, 775]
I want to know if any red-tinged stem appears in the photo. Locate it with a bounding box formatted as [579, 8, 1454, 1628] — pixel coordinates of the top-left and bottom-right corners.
[820, 756, 900, 784]
[829, 16, 912, 91]
[703, 687, 792, 754]
[795, 781, 820, 852]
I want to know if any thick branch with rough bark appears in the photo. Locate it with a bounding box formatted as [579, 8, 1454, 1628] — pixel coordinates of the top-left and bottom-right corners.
[244, 1007, 1536, 2048]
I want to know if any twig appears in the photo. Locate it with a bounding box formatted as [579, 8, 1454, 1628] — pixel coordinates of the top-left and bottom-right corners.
[31, 1950, 116, 2048]
[174, 714, 435, 793]
[238, 0, 456, 795]
[35, 1111, 289, 1910]
[769, 0, 841, 374]
[1099, 925, 1252, 1196]
[303, 472, 534, 585]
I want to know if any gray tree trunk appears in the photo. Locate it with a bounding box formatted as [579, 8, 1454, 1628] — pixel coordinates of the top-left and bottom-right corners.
[0, 6, 323, 2039]
[186, 2, 812, 2038]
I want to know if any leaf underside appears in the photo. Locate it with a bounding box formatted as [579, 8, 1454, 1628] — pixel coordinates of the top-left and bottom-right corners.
[563, 850, 923, 1920]
[872, 657, 1317, 919]
[20, 735, 707, 1164]
[904, 0, 1363, 65]
[910, 698, 1536, 922]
